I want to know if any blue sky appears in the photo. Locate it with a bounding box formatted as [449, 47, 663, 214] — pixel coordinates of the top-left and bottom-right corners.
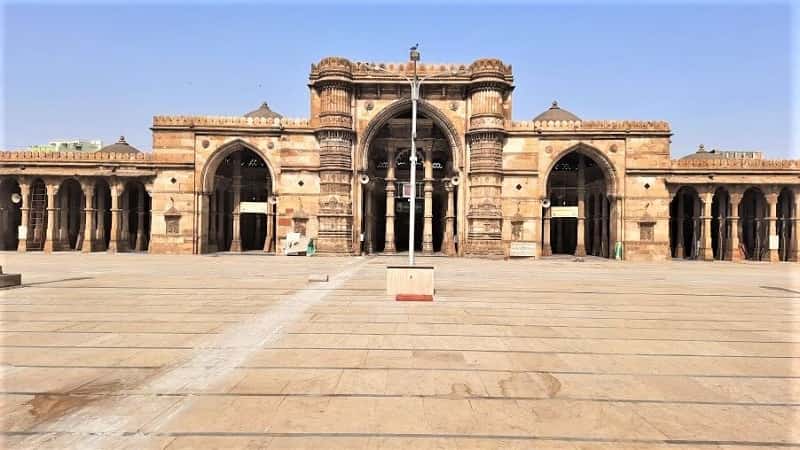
[2, 2, 796, 158]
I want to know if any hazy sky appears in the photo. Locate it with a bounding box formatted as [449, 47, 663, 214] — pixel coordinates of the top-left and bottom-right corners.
[2, 2, 795, 158]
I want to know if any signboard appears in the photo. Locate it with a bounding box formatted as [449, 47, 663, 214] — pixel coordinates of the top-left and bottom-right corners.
[239, 202, 268, 214]
[510, 241, 536, 257]
[551, 206, 578, 218]
[401, 183, 413, 199]
[17, 225, 27, 240]
[769, 235, 779, 250]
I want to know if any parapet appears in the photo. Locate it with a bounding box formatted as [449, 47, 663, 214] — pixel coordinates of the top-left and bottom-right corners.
[320, 58, 511, 82]
[508, 119, 671, 132]
[152, 115, 311, 130]
[0, 150, 153, 161]
[671, 157, 799, 170]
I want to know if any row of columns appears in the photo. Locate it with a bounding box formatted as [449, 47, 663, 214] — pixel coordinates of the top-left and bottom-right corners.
[14, 178, 147, 253]
[379, 144, 456, 255]
[672, 186, 799, 262]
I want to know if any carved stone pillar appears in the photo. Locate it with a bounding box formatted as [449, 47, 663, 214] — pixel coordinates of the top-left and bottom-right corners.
[230, 181, 242, 252]
[542, 203, 552, 256]
[444, 181, 456, 256]
[364, 183, 374, 254]
[384, 146, 396, 253]
[311, 58, 355, 255]
[120, 189, 129, 251]
[135, 185, 146, 252]
[264, 201, 274, 253]
[108, 182, 121, 253]
[792, 189, 800, 262]
[701, 188, 714, 261]
[217, 189, 226, 250]
[728, 191, 743, 262]
[610, 195, 623, 259]
[592, 192, 601, 256]
[601, 193, 609, 257]
[675, 192, 685, 259]
[766, 190, 779, 263]
[17, 180, 30, 252]
[575, 155, 586, 257]
[465, 131, 504, 256]
[43, 182, 58, 253]
[82, 182, 95, 253]
[465, 59, 510, 257]
[97, 184, 106, 247]
[422, 145, 434, 254]
[208, 192, 217, 252]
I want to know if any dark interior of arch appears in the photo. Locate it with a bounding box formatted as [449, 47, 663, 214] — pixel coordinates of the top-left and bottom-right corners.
[546, 151, 610, 256]
[364, 112, 456, 254]
[211, 148, 273, 252]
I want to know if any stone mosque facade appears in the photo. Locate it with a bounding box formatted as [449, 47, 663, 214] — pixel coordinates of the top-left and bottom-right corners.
[1, 56, 798, 262]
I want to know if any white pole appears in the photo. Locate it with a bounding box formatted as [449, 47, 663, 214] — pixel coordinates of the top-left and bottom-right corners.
[409, 78, 417, 266]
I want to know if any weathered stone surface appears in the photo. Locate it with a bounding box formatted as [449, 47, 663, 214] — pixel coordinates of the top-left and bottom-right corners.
[2, 253, 798, 448]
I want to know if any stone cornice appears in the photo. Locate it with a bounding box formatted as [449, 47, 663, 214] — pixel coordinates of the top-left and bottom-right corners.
[152, 115, 311, 131]
[507, 119, 671, 134]
[670, 158, 799, 170]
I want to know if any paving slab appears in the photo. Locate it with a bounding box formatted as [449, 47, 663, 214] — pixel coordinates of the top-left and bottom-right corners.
[0, 253, 797, 448]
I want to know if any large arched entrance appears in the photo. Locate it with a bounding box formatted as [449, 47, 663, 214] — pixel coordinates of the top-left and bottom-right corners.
[543, 150, 612, 257]
[0, 178, 21, 250]
[205, 144, 274, 253]
[362, 111, 457, 255]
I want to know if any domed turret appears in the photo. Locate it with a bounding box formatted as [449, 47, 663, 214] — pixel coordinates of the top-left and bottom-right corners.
[244, 102, 282, 119]
[97, 136, 140, 154]
[533, 101, 580, 122]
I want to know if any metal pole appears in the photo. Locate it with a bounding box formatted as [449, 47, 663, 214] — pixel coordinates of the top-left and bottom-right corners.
[408, 60, 418, 266]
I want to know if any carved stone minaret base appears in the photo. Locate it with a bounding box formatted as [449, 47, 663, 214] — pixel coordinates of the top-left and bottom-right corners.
[464, 132, 504, 257]
[311, 58, 355, 255]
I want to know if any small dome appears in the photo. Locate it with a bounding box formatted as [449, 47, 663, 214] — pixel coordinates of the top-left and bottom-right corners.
[680, 144, 718, 160]
[533, 100, 580, 122]
[97, 136, 140, 154]
[244, 102, 282, 119]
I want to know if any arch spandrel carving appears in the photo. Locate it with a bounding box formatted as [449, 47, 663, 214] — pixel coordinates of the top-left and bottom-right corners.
[357, 99, 464, 172]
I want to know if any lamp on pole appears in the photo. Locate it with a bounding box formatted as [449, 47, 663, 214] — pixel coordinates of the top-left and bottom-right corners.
[368, 45, 464, 266]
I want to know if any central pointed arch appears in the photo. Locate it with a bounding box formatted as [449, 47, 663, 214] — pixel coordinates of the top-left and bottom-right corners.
[543, 143, 619, 196]
[201, 139, 277, 194]
[357, 99, 464, 172]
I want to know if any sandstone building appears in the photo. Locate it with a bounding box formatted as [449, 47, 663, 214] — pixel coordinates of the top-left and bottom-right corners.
[1, 56, 798, 262]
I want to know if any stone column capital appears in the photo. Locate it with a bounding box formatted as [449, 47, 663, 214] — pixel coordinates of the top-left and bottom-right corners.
[766, 191, 780, 204]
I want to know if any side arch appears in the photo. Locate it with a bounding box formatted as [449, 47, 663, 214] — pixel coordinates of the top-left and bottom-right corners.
[356, 99, 464, 172]
[543, 143, 619, 196]
[200, 139, 277, 194]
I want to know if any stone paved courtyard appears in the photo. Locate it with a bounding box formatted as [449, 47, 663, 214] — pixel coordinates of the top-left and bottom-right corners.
[0, 253, 798, 449]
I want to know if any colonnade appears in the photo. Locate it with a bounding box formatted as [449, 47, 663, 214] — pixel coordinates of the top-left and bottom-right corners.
[375, 143, 456, 255]
[670, 185, 799, 262]
[5, 176, 150, 253]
